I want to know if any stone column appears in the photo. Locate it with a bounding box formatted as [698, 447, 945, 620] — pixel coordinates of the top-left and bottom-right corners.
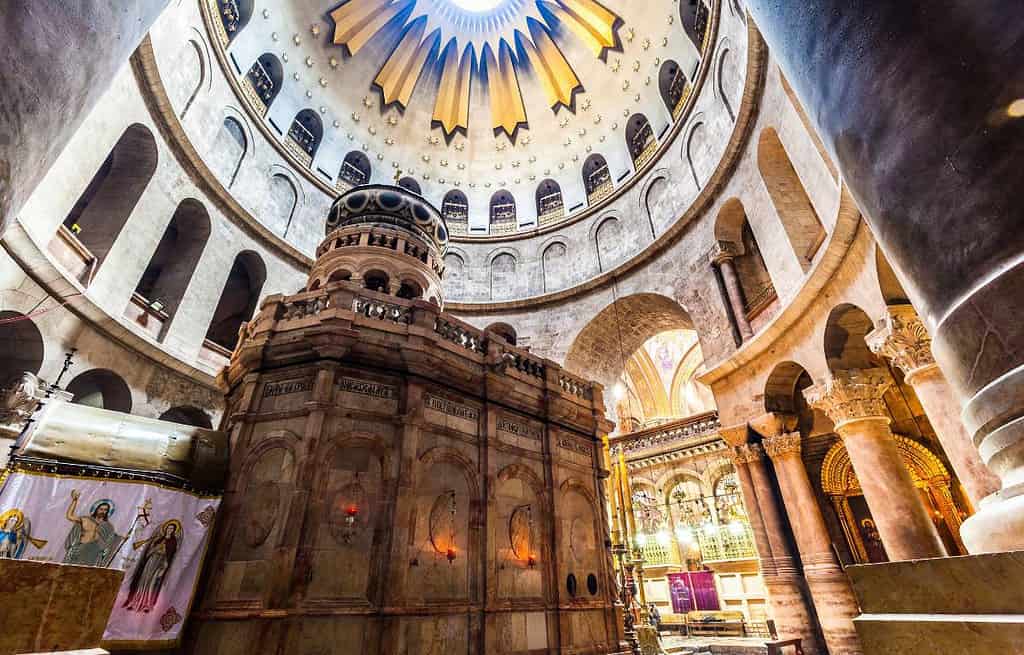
[805, 369, 946, 560]
[0, 2, 171, 233]
[742, 0, 1024, 554]
[763, 433, 862, 655]
[736, 443, 824, 654]
[866, 305, 1000, 506]
[711, 241, 754, 341]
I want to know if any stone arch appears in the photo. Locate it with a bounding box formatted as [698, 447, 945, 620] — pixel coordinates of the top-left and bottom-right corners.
[594, 215, 628, 272]
[658, 470, 705, 504]
[668, 342, 715, 417]
[535, 178, 564, 222]
[267, 173, 298, 237]
[55, 123, 158, 275]
[684, 118, 708, 189]
[757, 127, 826, 271]
[489, 251, 518, 300]
[159, 405, 213, 429]
[212, 113, 248, 188]
[716, 44, 738, 122]
[339, 151, 371, 187]
[824, 303, 881, 373]
[418, 446, 481, 499]
[541, 239, 569, 293]
[874, 246, 911, 306]
[714, 198, 775, 320]
[0, 311, 44, 385]
[134, 198, 211, 337]
[496, 462, 548, 500]
[178, 39, 207, 119]
[66, 369, 132, 413]
[625, 113, 655, 168]
[564, 292, 692, 389]
[206, 250, 267, 351]
[246, 53, 283, 111]
[288, 109, 323, 162]
[642, 172, 671, 236]
[659, 59, 688, 117]
[582, 153, 612, 204]
[822, 436, 950, 496]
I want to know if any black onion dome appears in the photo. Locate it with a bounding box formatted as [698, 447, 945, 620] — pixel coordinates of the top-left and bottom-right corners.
[327, 184, 449, 253]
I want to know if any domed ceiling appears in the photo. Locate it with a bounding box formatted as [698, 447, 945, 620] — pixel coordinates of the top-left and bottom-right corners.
[204, 0, 713, 237]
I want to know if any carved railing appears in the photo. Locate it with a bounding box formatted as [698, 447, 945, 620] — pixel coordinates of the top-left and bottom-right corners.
[611, 411, 720, 456]
[558, 372, 593, 401]
[434, 317, 486, 353]
[500, 349, 545, 379]
[280, 294, 329, 320]
[697, 522, 758, 562]
[352, 296, 410, 324]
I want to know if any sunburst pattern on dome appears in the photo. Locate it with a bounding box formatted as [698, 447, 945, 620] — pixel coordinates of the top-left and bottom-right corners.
[330, 0, 621, 137]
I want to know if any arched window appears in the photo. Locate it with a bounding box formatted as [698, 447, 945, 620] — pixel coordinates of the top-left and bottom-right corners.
[396, 280, 423, 300]
[490, 253, 517, 300]
[363, 270, 390, 294]
[66, 369, 132, 414]
[131, 199, 211, 340]
[680, 0, 711, 51]
[542, 242, 569, 292]
[486, 323, 517, 345]
[267, 174, 298, 237]
[205, 251, 266, 351]
[443, 253, 465, 297]
[0, 311, 44, 385]
[51, 124, 158, 283]
[338, 151, 371, 190]
[398, 177, 421, 195]
[757, 128, 826, 271]
[246, 53, 283, 114]
[442, 190, 469, 234]
[535, 179, 564, 224]
[625, 113, 655, 168]
[159, 405, 213, 429]
[212, 116, 247, 188]
[582, 154, 612, 204]
[287, 109, 323, 165]
[595, 217, 627, 271]
[490, 190, 516, 234]
[659, 59, 688, 118]
[216, 0, 253, 44]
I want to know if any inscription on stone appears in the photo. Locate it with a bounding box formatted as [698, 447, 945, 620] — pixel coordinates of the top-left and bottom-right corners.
[425, 394, 479, 421]
[558, 437, 592, 456]
[497, 416, 542, 440]
[263, 379, 313, 398]
[338, 377, 398, 399]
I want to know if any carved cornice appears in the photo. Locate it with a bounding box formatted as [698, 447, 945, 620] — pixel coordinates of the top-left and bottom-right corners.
[803, 368, 893, 431]
[763, 432, 802, 459]
[865, 304, 936, 381]
[731, 443, 765, 465]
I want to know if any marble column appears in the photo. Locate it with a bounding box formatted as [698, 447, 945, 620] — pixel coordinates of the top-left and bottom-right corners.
[805, 369, 946, 560]
[711, 241, 753, 341]
[763, 432, 862, 655]
[0, 1, 171, 233]
[866, 305, 1000, 507]
[742, 0, 1024, 554]
[734, 443, 824, 654]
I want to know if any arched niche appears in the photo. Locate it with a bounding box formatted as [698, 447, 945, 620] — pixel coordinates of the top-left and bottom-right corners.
[66, 369, 132, 414]
[714, 198, 777, 322]
[0, 311, 44, 385]
[443, 252, 466, 297]
[205, 250, 267, 351]
[490, 252, 517, 300]
[542, 241, 569, 293]
[211, 115, 248, 188]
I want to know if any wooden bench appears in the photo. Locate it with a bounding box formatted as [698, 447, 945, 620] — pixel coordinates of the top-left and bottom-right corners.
[685, 610, 747, 637]
[658, 612, 688, 633]
[766, 637, 804, 654]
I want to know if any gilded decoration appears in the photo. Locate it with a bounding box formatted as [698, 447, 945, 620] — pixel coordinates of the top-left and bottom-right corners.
[820, 435, 968, 562]
[864, 304, 937, 379]
[762, 432, 801, 459]
[803, 368, 893, 431]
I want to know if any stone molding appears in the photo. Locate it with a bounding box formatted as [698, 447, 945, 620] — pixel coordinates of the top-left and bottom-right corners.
[803, 368, 892, 431]
[865, 304, 936, 379]
[763, 432, 802, 459]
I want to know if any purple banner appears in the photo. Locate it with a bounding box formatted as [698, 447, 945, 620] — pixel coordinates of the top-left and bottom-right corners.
[0, 470, 219, 648]
[667, 571, 720, 613]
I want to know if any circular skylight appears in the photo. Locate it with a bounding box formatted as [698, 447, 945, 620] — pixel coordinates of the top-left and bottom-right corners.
[449, 0, 505, 12]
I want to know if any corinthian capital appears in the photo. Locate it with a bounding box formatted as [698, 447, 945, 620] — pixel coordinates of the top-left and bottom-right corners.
[763, 432, 802, 459]
[865, 305, 936, 379]
[709, 240, 743, 265]
[803, 368, 892, 430]
[731, 442, 765, 465]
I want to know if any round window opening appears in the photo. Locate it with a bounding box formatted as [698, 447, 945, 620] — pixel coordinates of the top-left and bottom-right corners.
[566, 573, 578, 597]
[450, 0, 506, 11]
[587, 573, 599, 595]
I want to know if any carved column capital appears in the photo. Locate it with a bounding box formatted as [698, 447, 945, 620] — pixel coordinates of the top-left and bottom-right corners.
[763, 432, 802, 459]
[719, 422, 749, 447]
[803, 368, 893, 431]
[865, 304, 936, 380]
[731, 442, 765, 465]
[709, 240, 743, 266]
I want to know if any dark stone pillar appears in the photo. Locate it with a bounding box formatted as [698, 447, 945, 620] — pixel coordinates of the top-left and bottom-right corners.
[744, 0, 1024, 553]
[0, 2, 170, 233]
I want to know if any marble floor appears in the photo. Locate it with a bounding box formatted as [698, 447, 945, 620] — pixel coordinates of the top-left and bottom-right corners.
[659, 634, 770, 654]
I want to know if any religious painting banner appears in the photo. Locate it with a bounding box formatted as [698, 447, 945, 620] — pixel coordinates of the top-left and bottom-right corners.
[0, 469, 219, 649]
[667, 571, 720, 614]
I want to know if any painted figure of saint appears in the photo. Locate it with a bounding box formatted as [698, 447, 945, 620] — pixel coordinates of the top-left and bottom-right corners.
[0, 508, 47, 559]
[63, 490, 124, 567]
[122, 519, 182, 613]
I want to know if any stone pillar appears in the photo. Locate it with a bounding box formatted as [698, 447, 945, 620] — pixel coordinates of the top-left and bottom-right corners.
[742, 0, 1024, 554]
[805, 369, 946, 560]
[763, 432, 862, 655]
[866, 305, 1000, 507]
[711, 241, 754, 341]
[736, 443, 824, 654]
[0, 1, 170, 233]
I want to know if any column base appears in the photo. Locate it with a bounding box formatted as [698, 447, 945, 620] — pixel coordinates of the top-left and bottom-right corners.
[960, 482, 1024, 553]
[847, 550, 1024, 655]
